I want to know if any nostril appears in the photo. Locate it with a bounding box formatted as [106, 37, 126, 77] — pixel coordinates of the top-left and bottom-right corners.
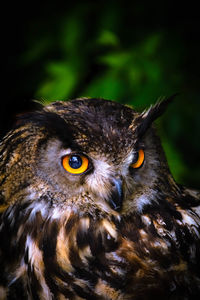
[111, 181, 115, 187]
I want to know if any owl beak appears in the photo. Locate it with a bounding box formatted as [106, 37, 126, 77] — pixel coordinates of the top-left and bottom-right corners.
[109, 178, 123, 212]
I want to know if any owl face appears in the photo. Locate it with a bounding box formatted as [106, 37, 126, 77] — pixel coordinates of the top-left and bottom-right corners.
[0, 98, 174, 219]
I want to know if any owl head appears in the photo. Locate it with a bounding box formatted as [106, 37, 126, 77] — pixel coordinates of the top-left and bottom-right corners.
[0, 97, 177, 219]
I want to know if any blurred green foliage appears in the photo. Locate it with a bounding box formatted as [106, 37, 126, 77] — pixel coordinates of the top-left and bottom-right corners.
[3, 1, 200, 188]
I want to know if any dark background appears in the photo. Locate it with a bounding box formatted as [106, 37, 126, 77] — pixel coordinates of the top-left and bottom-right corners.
[1, 1, 200, 188]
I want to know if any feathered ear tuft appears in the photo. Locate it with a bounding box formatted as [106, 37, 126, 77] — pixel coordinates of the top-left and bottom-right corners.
[134, 94, 177, 138]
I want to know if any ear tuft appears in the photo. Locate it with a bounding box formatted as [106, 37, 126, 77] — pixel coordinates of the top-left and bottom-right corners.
[135, 94, 177, 138]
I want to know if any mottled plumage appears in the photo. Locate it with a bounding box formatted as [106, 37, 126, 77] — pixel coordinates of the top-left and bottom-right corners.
[0, 98, 200, 300]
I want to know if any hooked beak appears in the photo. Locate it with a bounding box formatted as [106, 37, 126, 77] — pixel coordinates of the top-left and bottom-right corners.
[108, 178, 123, 212]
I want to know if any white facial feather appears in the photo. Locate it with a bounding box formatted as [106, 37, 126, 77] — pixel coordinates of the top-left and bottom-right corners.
[86, 157, 114, 199]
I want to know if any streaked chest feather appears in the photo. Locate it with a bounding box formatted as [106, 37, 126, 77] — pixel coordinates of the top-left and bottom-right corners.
[1, 202, 200, 300]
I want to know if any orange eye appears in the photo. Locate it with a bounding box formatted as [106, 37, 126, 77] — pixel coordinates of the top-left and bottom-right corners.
[131, 149, 145, 169]
[62, 154, 89, 175]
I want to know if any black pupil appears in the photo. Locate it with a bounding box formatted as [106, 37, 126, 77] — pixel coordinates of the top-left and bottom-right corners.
[69, 155, 82, 169]
[133, 151, 139, 163]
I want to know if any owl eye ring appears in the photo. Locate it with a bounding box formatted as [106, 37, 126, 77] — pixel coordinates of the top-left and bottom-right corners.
[62, 154, 89, 174]
[130, 149, 145, 169]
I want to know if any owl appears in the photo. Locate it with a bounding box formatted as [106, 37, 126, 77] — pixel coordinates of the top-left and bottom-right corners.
[0, 97, 200, 300]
